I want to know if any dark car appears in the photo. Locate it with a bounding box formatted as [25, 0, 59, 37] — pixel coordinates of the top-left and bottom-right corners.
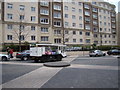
[16, 50, 30, 60]
[107, 49, 120, 55]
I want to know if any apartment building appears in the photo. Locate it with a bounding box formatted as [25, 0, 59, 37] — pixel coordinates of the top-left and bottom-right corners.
[117, 13, 120, 45]
[0, 0, 117, 48]
[0, 1, 3, 50]
[117, 1, 120, 45]
[1, 0, 63, 47]
[63, 0, 117, 46]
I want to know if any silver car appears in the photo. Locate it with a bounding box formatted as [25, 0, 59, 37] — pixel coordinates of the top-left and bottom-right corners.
[89, 50, 106, 57]
[0, 54, 10, 61]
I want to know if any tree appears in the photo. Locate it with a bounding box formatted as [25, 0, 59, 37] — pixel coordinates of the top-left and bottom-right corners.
[11, 14, 31, 52]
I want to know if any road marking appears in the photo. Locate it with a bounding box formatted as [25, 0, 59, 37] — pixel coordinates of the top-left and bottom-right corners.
[69, 64, 119, 70]
[1, 67, 62, 88]
[0, 62, 43, 66]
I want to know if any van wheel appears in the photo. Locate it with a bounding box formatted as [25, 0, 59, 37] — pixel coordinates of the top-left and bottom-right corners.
[2, 57, 7, 61]
[57, 55, 62, 61]
[95, 54, 98, 57]
[22, 56, 28, 61]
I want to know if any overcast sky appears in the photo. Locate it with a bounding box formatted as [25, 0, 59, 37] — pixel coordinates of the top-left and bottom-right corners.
[105, 0, 119, 12]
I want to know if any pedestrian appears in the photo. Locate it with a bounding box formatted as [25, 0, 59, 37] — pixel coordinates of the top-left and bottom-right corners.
[6, 47, 10, 55]
[9, 49, 13, 58]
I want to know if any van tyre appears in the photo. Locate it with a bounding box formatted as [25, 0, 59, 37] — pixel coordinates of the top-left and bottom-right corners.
[2, 57, 7, 61]
[57, 55, 62, 61]
[22, 56, 28, 61]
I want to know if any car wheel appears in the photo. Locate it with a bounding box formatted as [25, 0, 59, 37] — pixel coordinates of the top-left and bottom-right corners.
[2, 56, 7, 61]
[22, 56, 28, 61]
[89, 55, 92, 57]
[95, 54, 98, 57]
[103, 53, 106, 56]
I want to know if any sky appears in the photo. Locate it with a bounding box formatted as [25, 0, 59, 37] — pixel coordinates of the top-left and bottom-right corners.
[105, 0, 120, 12]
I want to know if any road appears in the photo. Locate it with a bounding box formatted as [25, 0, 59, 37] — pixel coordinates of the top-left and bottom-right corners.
[0, 55, 119, 89]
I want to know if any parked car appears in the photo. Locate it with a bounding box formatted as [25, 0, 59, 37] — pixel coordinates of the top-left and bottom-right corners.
[16, 50, 30, 60]
[107, 49, 120, 55]
[89, 50, 106, 57]
[0, 54, 10, 61]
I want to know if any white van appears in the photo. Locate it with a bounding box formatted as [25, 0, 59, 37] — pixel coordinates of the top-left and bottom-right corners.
[30, 44, 66, 62]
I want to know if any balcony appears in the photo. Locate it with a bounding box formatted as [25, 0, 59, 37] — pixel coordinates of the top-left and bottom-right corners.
[84, 4, 90, 9]
[112, 30, 116, 34]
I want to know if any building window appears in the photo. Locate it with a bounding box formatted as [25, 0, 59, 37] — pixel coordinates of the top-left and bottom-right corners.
[72, 23, 76, 27]
[94, 34, 98, 38]
[54, 30, 61, 35]
[40, 18, 49, 24]
[100, 28, 102, 31]
[41, 36, 49, 41]
[78, 2, 82, 6]
[41, 27, 48, 32]
[104, 35, 107, 38]
[79, 9, 82, 13]
[40, 9, 49, 15]
[85, 11, 90, 16]
[92, 7, 97, 12]
[20, 15, 24, 20]
[85, 32, 90, 36]
[65, 22, 69, 26]
[84, 4, 90, 9]
[79, 24, 82, 28]
[7, 24, 13, 29]
[31, 7, 35, 12]
[72, 15, 76, 19]
[31, 36, 36, 40]
[40, 1, 49, 6]
[31, 26, 36, 31]
[65, 14, 68, 18]
[113, 41, 116, 44]
[93, 14, 97, 19]
[7, 3, 13, 9]
[19, 25, 25, 30]
[86, 39, 90, 43]
[54, 38, 61, 43]
[7, 14, 13, 19]
[19, 5, 25, 11]
[104, 22, 106, 26]
[80, 39, 83, 42]
[20, 35, 24, 41]
[65, 6, 68, 10]
[73, 39, 76, 42]
[73, 31, 76, 35]
[54, 21, 61, 27]
[79, 31, 82, 35]
[65, 38, 69, 42]
[7, 35, 12, 40]
[85, 25, 90, 30]
[31, 16, 36, 21]
[72, 7, 75, 12]
[54, 5, 61, 10]
[54, 12, 61, 18]
[79, 16, 82, 20]
[65, 30, 69, 34]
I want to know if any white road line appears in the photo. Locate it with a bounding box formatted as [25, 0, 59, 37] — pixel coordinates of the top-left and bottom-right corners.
[1, 67, 62, 88]
[69, 64, 119, 70]
[0, 62, 43, 66]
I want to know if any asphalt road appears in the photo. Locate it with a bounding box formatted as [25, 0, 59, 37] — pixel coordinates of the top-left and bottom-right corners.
[42, 56, 119, 88]
[0, 55, 119, 89]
